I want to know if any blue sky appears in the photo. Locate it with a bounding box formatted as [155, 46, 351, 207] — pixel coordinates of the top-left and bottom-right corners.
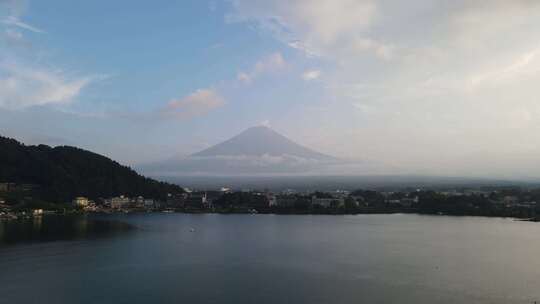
[0, 0, 324, 162]
[2, 0, 540, 178]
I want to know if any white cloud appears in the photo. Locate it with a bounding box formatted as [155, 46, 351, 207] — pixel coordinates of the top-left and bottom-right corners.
[228, 0, 540, 177]
[227, 0, 384, 59]
[352, 38, 394, 60]
[468, 47, 540, 88]
[163, 88, 225, 119]
[236, 72, 252, 84]
[0, 62, 92, 109]
[2, 15, 44, 33]
[0, 1, 93, 110]
[237, 52, 286, 84]
[302, 69, 321, 81]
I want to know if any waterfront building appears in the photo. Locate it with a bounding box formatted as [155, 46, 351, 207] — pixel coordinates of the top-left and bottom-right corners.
[166, 193, 187, 208]
[73, 197, 90, 207]
[267, 194, 277, 207]
[109, 195, 131, 209]
[135, 196, 145, 208]
[502, 196, 519, 206]
[311, 197, 344, 208]
[387, 197, 418, 208]
[144, 199, 155, 209]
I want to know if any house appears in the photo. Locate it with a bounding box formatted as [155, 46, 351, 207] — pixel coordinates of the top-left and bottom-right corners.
[312, 197, 344, 208]
[267, 194, 277, 207]
[388, 197, 418, 208]
[502, 196, 519, 207]
[108, 195, 131, 209]
[144, 199, 155, 209]
[73, 197, 90, 207]
[134, 196, 145, 208]
[332, 190, 350, 198]
[166, 193, 187, 208]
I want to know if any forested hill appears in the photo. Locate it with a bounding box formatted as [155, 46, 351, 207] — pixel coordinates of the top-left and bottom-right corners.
[0, 135, 184, 203]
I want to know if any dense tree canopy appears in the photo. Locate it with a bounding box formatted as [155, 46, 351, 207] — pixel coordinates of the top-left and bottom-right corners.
[0, 136, 184, 203]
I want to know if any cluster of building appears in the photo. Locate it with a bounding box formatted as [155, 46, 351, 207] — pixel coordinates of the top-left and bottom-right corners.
[72, 195, 156, 211]
[2, 178, 540, 219]
[53, 187, 540, 220]
[68, 188, 357, 212]
[70, 188, 230, 212]
[267, 192, 350, 208]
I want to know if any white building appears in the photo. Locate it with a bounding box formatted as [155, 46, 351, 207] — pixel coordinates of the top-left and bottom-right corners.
[73, 197, 89, 207]
[144, 199, 155, 208]
[109, 195, 131, 209]
[135, 196, 145, 208]
[267, 194, 277, 207]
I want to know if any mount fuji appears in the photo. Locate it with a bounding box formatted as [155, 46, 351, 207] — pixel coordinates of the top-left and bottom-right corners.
[141, 126, 342, 176]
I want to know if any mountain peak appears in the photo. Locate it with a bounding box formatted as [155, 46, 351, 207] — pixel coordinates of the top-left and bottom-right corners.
[191, 126, 336, 161]
[246, 125, 272, 131]
[141, 126, 342, 175]
[240, 125, 274, 134]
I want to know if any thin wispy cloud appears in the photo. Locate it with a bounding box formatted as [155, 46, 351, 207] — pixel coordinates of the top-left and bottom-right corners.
[0, 62, 92, 109]
[237, 52, 286, 84]
[0, 1, 94, 110]
[3, 15, 44, 33]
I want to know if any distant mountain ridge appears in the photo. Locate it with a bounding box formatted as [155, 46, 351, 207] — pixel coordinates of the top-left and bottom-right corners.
[0, 135, 184, 203]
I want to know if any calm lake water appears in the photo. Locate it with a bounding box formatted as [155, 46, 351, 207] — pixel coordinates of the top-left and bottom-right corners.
[1, 214, 540, 304]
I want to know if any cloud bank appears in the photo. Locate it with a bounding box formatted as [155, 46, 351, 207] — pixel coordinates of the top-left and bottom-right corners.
[226, 0, 540, 178]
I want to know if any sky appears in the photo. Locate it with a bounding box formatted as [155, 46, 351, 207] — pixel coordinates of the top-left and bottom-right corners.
[1, 0, 540, 179]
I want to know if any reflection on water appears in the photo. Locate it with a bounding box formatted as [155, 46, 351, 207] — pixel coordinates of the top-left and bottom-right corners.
[2, 214, 540, 304]
[0, 215, 134, 245]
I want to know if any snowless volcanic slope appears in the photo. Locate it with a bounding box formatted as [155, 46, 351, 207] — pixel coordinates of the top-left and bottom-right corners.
[192, 126, 336, 160]
[141, 126, 346, 176]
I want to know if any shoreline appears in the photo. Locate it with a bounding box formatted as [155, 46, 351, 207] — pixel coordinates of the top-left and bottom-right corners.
[3, 209, 533, 221]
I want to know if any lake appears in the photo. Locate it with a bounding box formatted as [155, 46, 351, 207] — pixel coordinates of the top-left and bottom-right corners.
[1, 214, 540, 303]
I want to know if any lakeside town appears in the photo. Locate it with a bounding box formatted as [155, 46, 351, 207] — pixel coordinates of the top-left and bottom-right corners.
[2, 181, 540, 221]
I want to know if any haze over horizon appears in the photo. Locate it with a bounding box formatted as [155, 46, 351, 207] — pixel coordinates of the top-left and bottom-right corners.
[2, 1, 540, 179]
